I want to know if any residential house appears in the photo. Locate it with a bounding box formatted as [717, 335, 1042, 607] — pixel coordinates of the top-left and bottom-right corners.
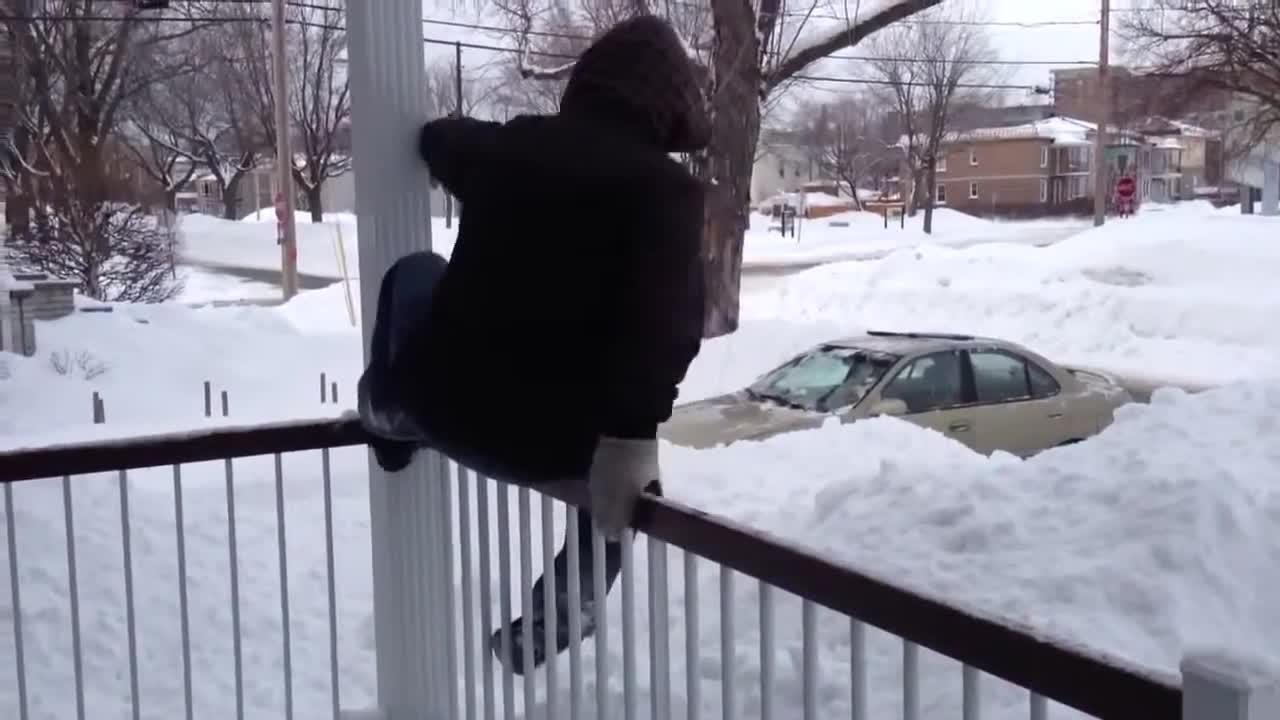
[1131, 117, 1222, 199]
[751, 128, 825, 205]
[925, 117, 1093, 218]
[924, 115, 1182, 219]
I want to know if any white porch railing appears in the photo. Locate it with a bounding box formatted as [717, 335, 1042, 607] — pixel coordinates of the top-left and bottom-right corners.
[2, 420, 1279, 720]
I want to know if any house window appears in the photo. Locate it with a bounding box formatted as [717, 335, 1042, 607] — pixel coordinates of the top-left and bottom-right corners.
[937, 153, 948, 172]
[968, 182, 979, 200]
[936, 183, 947, 204]
[777, 158, 785, 178]
[1068, 176, 1086, 199]
[969, 148, 978, 165]
[1067, 146, 1090, 169]
[1039, 178, 1048, 202]
[1040, 146, 1049, 168]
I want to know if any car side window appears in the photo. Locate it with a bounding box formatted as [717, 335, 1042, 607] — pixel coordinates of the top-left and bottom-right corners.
[970, 350, 1032, 403]
[880, 351, 965, 413]
[1027, 360, 1060, 399]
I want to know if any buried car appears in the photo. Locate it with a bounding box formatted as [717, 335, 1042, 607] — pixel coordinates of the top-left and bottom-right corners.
[661, 331, 1132, 457]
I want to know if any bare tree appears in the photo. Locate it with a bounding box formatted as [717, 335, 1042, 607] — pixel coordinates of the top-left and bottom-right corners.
[232, 1, 351, 223]
[865, 3, 998, 233]
[494, 0, 943, 337]
[426, 54, 498, 118]
[285, 1, 351, 222]
[1122, 1, 1277, 164]
[794, 95, 895, 208]
[120, 71, 203, 212]
[1, 1, 211, 299]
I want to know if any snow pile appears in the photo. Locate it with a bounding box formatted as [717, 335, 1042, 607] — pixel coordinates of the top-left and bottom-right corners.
[745, 202, 1280, 387]
[5, 377, 1280, 719]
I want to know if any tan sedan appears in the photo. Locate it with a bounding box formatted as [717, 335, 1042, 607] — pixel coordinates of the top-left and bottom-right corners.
[661, 331, 1132, 457]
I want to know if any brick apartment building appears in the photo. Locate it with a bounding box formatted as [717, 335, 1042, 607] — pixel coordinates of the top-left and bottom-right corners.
[931, 117, 1097, 218]
[928, 116, 1194, 218]
[1051, 66, 1232, 130]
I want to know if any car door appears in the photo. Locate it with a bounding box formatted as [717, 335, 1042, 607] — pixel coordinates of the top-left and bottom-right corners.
[874, 350, 978, 449]
[965, 349, 1073, 456]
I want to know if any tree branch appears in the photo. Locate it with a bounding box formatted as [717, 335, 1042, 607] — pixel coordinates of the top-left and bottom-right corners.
[764, 0, 945, 92]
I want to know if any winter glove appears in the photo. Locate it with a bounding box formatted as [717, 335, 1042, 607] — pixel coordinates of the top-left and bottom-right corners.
[589, 436, 660, 540]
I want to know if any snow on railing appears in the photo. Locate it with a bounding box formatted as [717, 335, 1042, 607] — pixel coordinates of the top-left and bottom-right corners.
[4, 419, 1278, 720]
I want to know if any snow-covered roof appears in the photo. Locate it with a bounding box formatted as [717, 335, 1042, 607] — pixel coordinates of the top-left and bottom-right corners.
[899, 116, 1146, 149]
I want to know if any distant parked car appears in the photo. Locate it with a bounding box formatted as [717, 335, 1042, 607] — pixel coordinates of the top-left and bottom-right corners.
[661, 331, 1132, 457]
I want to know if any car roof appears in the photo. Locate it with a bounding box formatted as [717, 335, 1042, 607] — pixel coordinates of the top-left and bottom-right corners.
[824, 330, 1023, 356]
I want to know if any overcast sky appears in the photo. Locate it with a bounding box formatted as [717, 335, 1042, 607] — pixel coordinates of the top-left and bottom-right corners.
[418, 0, 1128, 110]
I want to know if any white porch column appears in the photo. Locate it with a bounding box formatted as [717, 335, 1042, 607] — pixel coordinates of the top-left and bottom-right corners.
[346, 2, 451, 719]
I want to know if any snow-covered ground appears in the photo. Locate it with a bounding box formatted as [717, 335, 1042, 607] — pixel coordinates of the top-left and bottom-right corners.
[175, 206, 1089, 281]
[4, 200, 1280, 719]
[745, 207, 1091, 267]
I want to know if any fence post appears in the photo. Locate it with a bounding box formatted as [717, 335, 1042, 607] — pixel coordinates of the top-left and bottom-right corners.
[347, 1, 448, 718]
[1182, 653, 1280, 719]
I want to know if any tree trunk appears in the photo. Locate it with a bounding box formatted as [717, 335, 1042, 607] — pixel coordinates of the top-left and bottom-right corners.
[923, 159, 937, 234]
[306, 184, 324, 223]
[700, 0, 762, 339]
[909, 166, 924, 216]
[221, 176, 242, 220]
[163, 189, 178, 213]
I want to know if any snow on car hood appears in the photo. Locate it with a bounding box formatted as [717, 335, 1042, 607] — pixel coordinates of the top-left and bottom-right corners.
[660, 391, 828, 449]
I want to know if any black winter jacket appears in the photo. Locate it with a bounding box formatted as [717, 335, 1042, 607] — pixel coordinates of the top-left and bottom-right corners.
[409, 16, 709, 482]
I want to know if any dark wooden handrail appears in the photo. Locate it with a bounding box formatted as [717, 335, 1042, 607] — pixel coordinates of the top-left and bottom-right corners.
[0, 418, 1182, 719]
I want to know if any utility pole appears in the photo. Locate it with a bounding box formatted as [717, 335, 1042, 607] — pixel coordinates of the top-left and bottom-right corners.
[1092, 0, 1110, 227]
[455, 41, 464, 117]
[271, 0, 300, 299]
[443, 42, 463, 229]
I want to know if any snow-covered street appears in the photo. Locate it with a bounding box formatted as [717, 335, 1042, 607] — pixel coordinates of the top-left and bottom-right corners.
[4, 200, 1280, 719]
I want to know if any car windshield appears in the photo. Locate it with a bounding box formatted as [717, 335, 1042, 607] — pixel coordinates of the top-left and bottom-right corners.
[748, 345, 899, 413]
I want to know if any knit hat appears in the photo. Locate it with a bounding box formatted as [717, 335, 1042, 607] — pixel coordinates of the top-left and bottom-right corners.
[560, 15, 711, 153]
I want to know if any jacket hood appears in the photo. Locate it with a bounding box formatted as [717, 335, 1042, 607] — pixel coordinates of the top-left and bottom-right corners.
[559, 15, 711, 153]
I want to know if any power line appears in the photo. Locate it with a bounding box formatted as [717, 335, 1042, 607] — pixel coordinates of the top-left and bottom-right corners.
[0, 8, 1098, 72]
[794, 74, 1049, 92]
[779, 11, 1099, 27]
[416, 36, 1051, 91]
[415, 16, 1097, 67]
